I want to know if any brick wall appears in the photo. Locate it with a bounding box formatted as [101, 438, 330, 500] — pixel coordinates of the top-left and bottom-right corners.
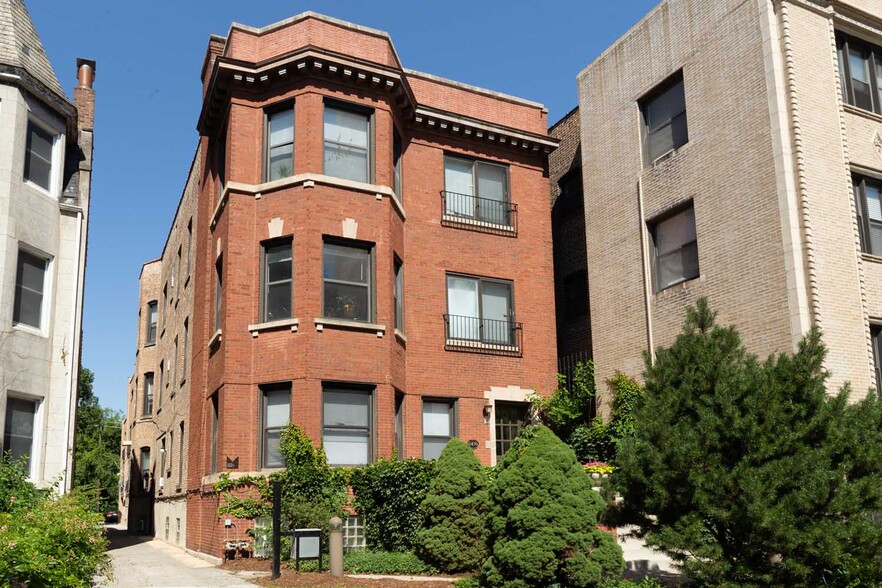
[183, 14, 557, 557]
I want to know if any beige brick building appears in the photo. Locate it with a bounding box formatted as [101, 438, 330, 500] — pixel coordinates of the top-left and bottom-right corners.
[119, 152, 199, 544]
[566, 0, 882, 400]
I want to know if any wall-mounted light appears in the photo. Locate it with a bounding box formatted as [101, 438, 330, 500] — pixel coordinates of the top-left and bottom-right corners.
[483, 404, 493, 419]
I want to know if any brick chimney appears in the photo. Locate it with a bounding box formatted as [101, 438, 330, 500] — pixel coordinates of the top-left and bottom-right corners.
[74, 58, 96, 132]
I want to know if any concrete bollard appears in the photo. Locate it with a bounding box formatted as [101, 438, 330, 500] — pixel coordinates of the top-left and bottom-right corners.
[329, 516, 343, 577]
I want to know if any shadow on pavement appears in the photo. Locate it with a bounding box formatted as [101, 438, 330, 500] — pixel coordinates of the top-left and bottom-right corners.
[105, 525, 154, 552]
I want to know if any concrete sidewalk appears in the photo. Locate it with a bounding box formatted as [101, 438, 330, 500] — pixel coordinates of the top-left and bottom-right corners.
[104, 526, 259, 587]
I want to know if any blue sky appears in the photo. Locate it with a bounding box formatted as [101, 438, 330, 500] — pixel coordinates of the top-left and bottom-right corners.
[27, 0, 659, 412]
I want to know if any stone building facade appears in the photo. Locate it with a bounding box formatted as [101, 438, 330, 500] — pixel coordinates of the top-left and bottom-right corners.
[564, 0, 881, 398]
[119, 152, 199, 545]
[123, 12, 558, 557]
[0, 0, 94, 490]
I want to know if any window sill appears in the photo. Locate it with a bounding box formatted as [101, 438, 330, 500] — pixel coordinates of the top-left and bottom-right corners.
[12, 322, 46, 338]
[653, 275, 701, 297]
[143, 342, 156, 348]
[445, 338, 521, 357]
[441, 214, 516, 236]
[862, 252, 882, 264]
[208, 329, 222, 348]
[137, 416, 154, 423]
[23, 179, 57, 200]
[314, 318, 386, 337]
[248, 318, 300, 337]
[394, 328, 407, 344]
[201, 468, 283, 488]
[843, 103, 882, 124]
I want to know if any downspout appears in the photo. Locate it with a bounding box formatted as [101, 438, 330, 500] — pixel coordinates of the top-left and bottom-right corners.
[62, 208, 85, 492]
[637, 177, 654, 360]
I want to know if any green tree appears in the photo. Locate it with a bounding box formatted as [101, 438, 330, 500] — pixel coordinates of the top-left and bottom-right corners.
[73, 367, 122, 511]
[415, 438, 488, 573]
[615, 298, 882, 587]
[482, 425, 624, 587]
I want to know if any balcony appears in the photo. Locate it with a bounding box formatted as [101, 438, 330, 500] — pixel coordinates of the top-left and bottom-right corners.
[441, 191, 518, 236]
[444, 314, 522, 356]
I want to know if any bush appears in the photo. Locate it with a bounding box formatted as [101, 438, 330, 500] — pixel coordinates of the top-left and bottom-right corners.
[415, 438, 488, 573]
[0, 455, 46, 513]
[0, 489, 110, 587]
[344, 549, 439, 575]
[482, 425, 624, 587]
[596, 579, 666, 588]
[616, 298, 882, 586]
[351, 458, 435, 552]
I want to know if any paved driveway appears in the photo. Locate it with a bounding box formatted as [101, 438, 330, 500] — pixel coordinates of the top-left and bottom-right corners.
[104, 527, 259, 588]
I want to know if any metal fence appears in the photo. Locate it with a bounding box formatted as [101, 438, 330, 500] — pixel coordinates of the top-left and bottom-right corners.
[444, 314, 523, 356]
[558, 350, 595, 418]
[441, 191, 518, 234]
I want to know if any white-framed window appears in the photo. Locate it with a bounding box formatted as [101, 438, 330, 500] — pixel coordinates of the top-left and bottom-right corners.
[13, 248, 50, 331]
[323, 387, 372, 466]
[23, 118, 61, 194]
[2, 397, 39, 475]
[422, 399, 455, 460]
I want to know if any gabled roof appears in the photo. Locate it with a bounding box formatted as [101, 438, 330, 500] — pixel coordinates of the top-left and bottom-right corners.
[0, 0, 71, 111]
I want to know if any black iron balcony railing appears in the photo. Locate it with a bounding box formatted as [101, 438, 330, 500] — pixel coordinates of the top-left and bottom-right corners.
[444, 314, 522, 356]
[441, 191, 518, 235]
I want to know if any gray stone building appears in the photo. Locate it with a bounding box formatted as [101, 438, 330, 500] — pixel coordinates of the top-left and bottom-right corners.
[556, 0, 882, 402]
[0, 0, 94, 489]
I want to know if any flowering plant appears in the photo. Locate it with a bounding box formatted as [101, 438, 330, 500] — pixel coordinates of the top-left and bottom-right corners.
[583, 461, 615, 476]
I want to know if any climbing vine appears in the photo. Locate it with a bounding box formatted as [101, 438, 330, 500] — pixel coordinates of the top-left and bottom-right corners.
[213, 473, 274, 520]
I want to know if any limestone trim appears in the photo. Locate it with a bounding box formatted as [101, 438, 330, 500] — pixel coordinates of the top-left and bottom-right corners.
[200, 468, 283, 488]
[208, 329, 222, 347]
[248, 318, 300, 337]
[482, 386, 535, 467]
[313, 317, 386, 337]
[843, 103, 882, 124]
[210, 174, 402, 229]
[779, 0, 823, 330]
[759, 0, 812, 346]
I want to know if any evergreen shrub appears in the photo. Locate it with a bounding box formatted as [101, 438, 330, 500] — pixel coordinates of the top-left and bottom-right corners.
[482, 425, 624, 587]
[415, 438, 488, 572]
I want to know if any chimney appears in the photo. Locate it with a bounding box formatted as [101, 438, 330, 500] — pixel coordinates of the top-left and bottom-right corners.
[74, 58, 96, 132]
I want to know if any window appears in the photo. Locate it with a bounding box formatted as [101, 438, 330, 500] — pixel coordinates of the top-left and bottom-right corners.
[160, 437, 167, 486]
[422, 400, 455, 460]
[210, 393, 218, 474]
[161, 284, 167, 332]
[443, 155, 510, 226]
[324, 103, 371, 183]
[556, 169, 583, 216]
[176, 247, 182, 293]
[261, 385, 290, 468]
[640, 72, 688, 164]
[446, 275, 515, 344]
[495, 401, 529, 461]
[24, 120, 55, 191]
[168, 431, 173, 479]
[186, 219, 193, 277]
[838, 33, 882, 114]
[146, 301, 158, 344]
[872, 325, 881, 394]
[343, 515, 366, 552]
[262, 240, 292, 322]
[853, 174, 882, 256]
[177, 422, 184, 487]
[323, 241, 372, 322]
[176, 518, 181, 544]
[216, 126, 227, 196]
[143, 373, 154, 416]
[563, 270, 589, 319]
[650, 205, 699, 291]
[393, 131, 403, 200]
[394, 392, 404, 459]
[2, 398, 37, 467]
[13, 249, 48, 329]
[171, 338, 178, 390]
[140, 447, 151, 491]
[323, 387, 372, 466]
[181, 318, 188, 382]
[159, 360, 165, 395]
[214, 258, 223, 333]
[393, 257, 404, 332]
[265, 106, 294, 181]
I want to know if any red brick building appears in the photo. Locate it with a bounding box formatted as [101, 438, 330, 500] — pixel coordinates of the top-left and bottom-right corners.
[184, 12, 558, 556]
